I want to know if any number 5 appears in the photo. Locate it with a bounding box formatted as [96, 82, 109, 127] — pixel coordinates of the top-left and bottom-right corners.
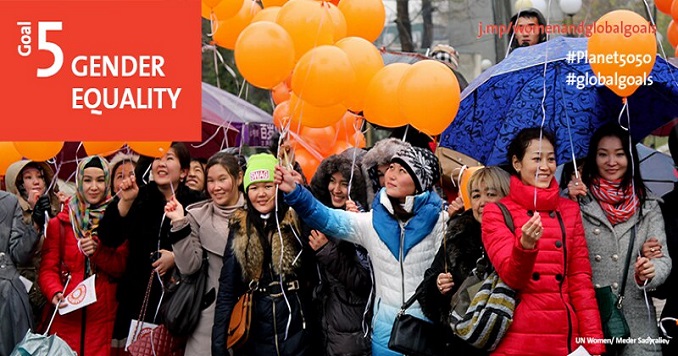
[37, 21, 63, 78]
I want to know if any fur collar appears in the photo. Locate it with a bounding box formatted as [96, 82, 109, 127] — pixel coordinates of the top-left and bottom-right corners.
[229, 208, 302, 281]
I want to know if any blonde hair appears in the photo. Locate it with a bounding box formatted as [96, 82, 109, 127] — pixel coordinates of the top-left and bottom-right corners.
[466, 167, 510, 201]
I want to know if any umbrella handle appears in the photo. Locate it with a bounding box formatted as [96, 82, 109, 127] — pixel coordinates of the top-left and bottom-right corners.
[44, 274, 72, 336]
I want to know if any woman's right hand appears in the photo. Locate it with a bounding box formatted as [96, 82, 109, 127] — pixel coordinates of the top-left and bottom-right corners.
[437, 273, 454, 295]
[274, 166, 298, 193]
[520, 212, 542, 249]
[164, 196, 184, 223]
[447, 197, 464, 218]
[52, 292, 67, 308]
[566, 176, 587, 201]
[118, 175, 139, 202]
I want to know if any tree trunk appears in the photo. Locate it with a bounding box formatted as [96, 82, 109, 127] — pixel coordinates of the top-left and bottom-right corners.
[396, 0, 414, 52]
[421, 0, 433, 50]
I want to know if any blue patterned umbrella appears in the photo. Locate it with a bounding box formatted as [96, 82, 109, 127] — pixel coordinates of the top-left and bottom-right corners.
[439, 37, 678, 166]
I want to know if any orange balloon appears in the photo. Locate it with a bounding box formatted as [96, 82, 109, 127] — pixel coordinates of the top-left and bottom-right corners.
[271, 82, 291, 105]
[0, 142, 23, 175]
[128, 142, 172, 158]
[212, 0, 261, 50]
[252, 6, 281, 22]
[83, 141, 124, 156]
[335, 111, 362, 141]
[673, 0, 678, 21]
[204, 0, 224, 8]
[291, 45, 355, 107]
[213, 0, 244, 21]
[398, 60, 460, 136]
[324, 2, 347, 42]
[202, 2, 214, 20]
[335, 37, 384, 112]
[262, 0, 288, 7]
[276, 0, 335, 60]
[459, 166, 484, 210]
[273, 100, 301, 132]
[587, 10, 657, 98]
[13, 142, 64, 162]
[290, 94, 347, 128]
[346, 130, 366, 148]
[657, 0, 673, 14]
[338, 0, 385, 42]
[332, 140, 352, 155]
[363, 63, 410, 128]
[294, 147, 321, 182]
[668, 20, 678, 48]
[235, 22, 295, 89]
[300, 126, 337, 156]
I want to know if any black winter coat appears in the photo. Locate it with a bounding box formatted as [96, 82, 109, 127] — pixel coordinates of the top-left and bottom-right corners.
[99, 182, 202, 339]
[417, 211, 488, 356]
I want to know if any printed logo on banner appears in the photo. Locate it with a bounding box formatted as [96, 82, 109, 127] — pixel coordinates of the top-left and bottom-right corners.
[67, 284, 87, 305]
[0, 0, 201, 141]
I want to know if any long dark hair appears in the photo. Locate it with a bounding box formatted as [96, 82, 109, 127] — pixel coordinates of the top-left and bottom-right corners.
[582, 123, 646, 205]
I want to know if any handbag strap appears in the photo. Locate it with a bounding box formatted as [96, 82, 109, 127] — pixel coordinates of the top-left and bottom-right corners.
[132, 270, 156, 341]
[495, 202, 514, 231]
[618, 227, 636, 307]
[474, 202, 514, 275]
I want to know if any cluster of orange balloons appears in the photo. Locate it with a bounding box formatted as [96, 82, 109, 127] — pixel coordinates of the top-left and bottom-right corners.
[656, 0, 678, 57]
[0, 141, 172, 175]
[587, 10, 657, 98]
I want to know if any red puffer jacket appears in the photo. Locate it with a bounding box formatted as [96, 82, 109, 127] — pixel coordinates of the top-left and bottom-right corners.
[482, 176, 605, 356]
[38, 206, 128, 356]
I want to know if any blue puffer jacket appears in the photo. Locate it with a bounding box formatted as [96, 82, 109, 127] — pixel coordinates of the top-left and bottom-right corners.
[285, 185, 447, 356]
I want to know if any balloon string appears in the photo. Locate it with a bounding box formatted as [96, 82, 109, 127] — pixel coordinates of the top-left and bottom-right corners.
[560, 85, 580, 180]
[346, 117, 363, 197]
[534, 0, 553, 210]
[617, 98, 629, 131]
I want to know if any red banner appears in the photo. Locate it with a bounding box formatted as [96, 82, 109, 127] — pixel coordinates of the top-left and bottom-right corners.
[0, 0, 201, 141]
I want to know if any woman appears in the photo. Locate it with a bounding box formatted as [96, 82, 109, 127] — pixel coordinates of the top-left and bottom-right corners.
[100, 142, 203, 345]
[164, 152, 246, 355]
[568, 123, 672, 355]
[38, 155, 128, 355]
[481, 128, 605, 355]
[309, 154, 372, 356]
[5, 159, 65, 329]
[361, 138, 411, 207]
[109, 152, 139, 194]
[185, 157, 207, 193]
[0, 191, 41, 355]
[418, 167, 510, 355]
[212, 153, 316, 356]
[277, 145, 447, 356]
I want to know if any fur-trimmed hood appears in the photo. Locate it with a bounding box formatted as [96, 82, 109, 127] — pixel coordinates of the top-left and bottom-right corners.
[229, 208, 302, 281]
[361, 138, 411, 206]
[310, 154, 368, 210]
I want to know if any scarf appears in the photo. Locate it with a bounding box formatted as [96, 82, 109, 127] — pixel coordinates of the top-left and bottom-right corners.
[69, 155, 113, 240]
[189, 193, 246, 256]
[589, 178, 639, 225]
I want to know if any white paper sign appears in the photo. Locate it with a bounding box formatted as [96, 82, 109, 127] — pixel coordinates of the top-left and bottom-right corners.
[125, 319, 160, 351]
[568, 345, 592, 356]
[58, 274, 97, 315]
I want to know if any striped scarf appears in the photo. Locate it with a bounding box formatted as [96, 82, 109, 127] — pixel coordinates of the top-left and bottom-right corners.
[590, 178, 638, 225]
[69, 155, 113, 240]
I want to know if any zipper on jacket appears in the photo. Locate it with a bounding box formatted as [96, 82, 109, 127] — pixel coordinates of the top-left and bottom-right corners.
[556, 212, 573, 354]
[399, 221, 406, 305]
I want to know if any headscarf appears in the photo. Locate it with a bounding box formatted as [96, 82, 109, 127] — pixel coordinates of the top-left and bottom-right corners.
[69, 155, 113, 239]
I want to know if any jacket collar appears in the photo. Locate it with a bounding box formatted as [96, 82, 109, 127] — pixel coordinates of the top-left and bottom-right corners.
[509, 175, 559, 211]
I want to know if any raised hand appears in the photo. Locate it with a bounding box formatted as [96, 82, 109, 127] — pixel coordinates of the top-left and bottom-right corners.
[345, 200, 360, 213]
[31, 195, 51, 227]
[520, 212, 542, 249]
[447, 196, 464, 218]
[308, 230, 329, 251]
[274, 166, 298, 193]
[118, 175, 139, 202]
[79, 235, 98, 256]
[566, 176, 587, 201]
[164, 196, 185, 223]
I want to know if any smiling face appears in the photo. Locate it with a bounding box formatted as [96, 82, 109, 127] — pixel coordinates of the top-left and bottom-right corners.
[328, 171, 349, 208]
[186, 160, 206, 191]
[207, 164, 241, 207]
[113, 162, 135, 194]
[21, 167, 47, 199]
[596, 136, 628, 181]
[82, 167, 106, 205]
[384, 162, 416, 200]
[247, 181, 276, 214]
[512, 139, 557, 188]
[152, 148, 187, 188]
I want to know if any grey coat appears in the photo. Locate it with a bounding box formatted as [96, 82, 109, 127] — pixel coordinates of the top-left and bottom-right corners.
[580, 195, 672, 355]
[0, 191, 41, 356]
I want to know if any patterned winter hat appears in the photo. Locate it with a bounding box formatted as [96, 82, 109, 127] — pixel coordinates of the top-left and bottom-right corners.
[391, 146, 440, 194]
[244, 153, 277, 191]
[429, 44, 459, 70]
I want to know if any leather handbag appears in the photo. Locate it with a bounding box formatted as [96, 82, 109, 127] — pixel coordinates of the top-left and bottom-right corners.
[595, 227, 635, 341]
[227, 287, 254, 349]
[128, 271, 184, 356]
[448, 202, 517, 351]
[159, 249, 213, 337]
[388, 287, 445, 356]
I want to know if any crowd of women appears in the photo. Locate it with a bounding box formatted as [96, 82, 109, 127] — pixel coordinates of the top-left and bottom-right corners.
[0, 123, 677, 356]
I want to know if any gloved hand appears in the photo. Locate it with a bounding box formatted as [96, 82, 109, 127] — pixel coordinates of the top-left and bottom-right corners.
[31, 195, 51, 227]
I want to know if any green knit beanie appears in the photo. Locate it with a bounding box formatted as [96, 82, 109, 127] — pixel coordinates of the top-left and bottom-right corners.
[244, 153, 277, 191]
